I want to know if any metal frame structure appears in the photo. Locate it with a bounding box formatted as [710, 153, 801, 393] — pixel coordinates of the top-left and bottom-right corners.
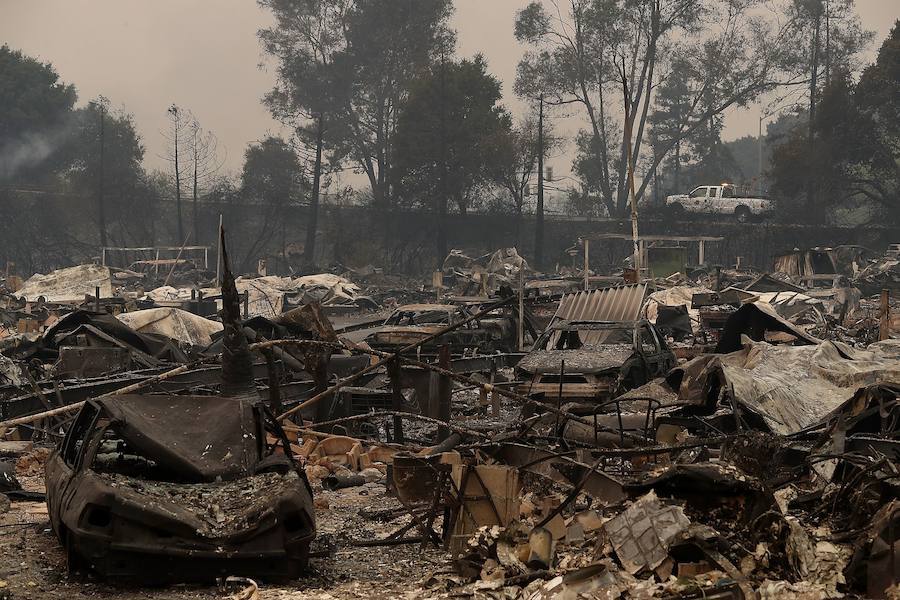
[100, 246, 210, 271]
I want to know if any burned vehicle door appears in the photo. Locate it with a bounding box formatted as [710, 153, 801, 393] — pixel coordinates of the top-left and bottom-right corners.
[47, 402, 100, 539]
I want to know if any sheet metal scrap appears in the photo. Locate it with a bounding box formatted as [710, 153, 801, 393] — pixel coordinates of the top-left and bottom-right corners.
[665, 339, 900, 436]
[625, 462, 778, 526]
[603, 490, 691, 575]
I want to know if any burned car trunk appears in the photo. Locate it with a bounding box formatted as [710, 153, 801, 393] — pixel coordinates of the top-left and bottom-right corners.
[45, 394, 315, 584]
[517, 320, 676, 406]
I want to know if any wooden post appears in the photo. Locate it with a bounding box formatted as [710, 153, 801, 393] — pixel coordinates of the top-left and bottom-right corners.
[432, 270, 443, 303]
[699, 240, 706, 266]
[639, 239, 646, 273]
[583, 239, 590, 291]
[880, 289, 891, 342]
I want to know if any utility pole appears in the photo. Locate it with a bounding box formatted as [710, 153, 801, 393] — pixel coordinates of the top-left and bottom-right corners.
[192, 121, 199, 247]
[534, 95, 545, 272]
[436, 53, 449, 269]
[97, 101, 107, 248]
[306, 114, 324, 268]
[169, 104, 184, 243]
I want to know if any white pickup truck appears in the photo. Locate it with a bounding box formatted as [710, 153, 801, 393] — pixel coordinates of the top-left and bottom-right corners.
[665, 184, 774, 222]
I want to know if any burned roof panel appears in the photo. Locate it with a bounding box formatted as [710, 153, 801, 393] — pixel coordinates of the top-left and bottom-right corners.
[551, 284, 648, 345]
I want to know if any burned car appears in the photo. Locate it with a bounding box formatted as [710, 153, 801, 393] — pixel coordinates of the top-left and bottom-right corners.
[364, 302, 517, 355]
[45, 394, 315, 583]
[517, 319, 675, 404]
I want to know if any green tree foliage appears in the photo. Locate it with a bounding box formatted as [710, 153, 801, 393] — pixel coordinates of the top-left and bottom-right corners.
[0, 45, 77, 185]
[394, 56, 512, 216]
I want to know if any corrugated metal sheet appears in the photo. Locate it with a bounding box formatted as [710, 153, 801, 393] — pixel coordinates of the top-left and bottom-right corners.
[553, 284, 649, 323]
[549, 284, 649, 345]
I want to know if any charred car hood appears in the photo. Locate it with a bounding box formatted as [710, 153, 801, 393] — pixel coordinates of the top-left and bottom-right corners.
[89, 469, 308, 542]
[518, 347, 635, 374]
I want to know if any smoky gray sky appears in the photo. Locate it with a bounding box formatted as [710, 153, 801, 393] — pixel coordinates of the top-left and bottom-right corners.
[2, 0, 898, 183]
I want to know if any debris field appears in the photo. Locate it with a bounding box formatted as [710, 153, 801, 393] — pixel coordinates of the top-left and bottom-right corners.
[1, 242, 900, 600]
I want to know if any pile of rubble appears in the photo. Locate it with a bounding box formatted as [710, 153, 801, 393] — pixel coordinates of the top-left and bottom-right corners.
[0, 240, 898, 599]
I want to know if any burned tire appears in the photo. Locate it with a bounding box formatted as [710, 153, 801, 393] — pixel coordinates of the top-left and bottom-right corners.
[735, 205, 751, 223]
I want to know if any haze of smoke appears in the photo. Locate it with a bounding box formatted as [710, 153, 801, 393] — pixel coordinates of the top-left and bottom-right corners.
[0, 122, 74, 183]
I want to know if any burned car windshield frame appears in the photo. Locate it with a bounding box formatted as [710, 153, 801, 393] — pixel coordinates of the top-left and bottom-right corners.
[535, 320, 642, 350]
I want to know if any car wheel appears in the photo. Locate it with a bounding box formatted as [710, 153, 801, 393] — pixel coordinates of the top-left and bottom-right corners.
[668, 204, 685, 219]
[735, 206, 751, 223]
